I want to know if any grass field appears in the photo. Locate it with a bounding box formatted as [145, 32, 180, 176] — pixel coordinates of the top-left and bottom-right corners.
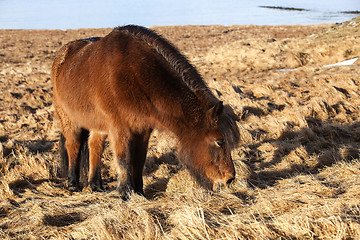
[0, 17, 359, 239]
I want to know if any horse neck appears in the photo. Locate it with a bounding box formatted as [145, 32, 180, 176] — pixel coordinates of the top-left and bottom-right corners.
[170, 119, 205, 152]
[157, 95, 208, 147]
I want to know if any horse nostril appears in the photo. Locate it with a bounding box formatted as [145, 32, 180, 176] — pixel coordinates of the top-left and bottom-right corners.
[226, 177, 235, 185]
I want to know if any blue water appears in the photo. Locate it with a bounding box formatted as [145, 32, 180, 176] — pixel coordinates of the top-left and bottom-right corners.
[0, 0, 359, 29]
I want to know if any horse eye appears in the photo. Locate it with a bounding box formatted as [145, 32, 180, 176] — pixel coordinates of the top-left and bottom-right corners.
[215, 139, 225, 148]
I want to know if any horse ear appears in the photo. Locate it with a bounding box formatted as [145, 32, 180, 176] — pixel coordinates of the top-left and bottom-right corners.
[206, 101, 224, 126]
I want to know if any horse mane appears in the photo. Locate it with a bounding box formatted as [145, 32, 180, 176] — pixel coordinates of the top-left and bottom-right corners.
[113, 25, 240, 148]
[113, 25, 216, 102]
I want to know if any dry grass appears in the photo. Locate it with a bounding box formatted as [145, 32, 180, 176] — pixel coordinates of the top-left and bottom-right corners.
[0, 17, 360, 239]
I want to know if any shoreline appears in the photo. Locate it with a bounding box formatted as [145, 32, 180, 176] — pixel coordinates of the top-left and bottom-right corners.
[0, 22, 334, 31]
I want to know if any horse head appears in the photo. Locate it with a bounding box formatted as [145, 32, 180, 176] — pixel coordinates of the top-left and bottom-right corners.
[180, 101, 236, 191]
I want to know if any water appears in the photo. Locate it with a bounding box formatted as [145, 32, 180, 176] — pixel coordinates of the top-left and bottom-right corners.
[0, 0, 359, 29]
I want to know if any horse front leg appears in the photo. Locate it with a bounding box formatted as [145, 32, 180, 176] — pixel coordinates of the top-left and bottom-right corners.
[110, 129, 132, 200]
[128, 128, 153, 196]
[88, 131, 107, 191]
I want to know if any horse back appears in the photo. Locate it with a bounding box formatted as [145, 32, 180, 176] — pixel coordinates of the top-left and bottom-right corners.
[52, 31, 189, 132]
[51, 37, 101, 87]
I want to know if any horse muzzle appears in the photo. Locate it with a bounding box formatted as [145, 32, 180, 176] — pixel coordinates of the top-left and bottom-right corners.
[212, 173, 235, 192]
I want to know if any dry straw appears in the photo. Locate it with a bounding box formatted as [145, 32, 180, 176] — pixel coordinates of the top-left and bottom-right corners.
[0, 17, 359, 239]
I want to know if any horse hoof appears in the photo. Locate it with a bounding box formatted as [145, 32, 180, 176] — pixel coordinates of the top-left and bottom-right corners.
[68, 185, 80, 192]
[67, 180, 80, 192]
[135, 189, 145, 197]
[90, 182, 104, 192]
[117, 185, 134, 201]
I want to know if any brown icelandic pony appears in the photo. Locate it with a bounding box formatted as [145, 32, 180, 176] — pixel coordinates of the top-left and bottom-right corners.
[51, 25, 240, 199]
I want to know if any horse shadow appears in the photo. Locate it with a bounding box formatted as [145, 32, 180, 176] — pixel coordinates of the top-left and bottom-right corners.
[8, 177, 65, 197]
[1, 137, 56, 158]
[21, 139, 56, 153]
[244, 118, 360, 188]
[143, 152, 181, 199]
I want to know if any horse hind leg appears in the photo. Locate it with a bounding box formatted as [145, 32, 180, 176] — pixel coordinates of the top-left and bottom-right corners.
[59, 127, 105, 192]
[128, 129, 153, 196]
[61, 125, 89, 191]
[59, 132, 69, 178]
[55, 105, 89, 191]
[87, 131, 106, 191]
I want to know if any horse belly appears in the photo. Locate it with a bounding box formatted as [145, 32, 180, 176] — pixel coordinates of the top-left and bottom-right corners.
[54, 78, 109, 132]
[62, 101, 107, 131]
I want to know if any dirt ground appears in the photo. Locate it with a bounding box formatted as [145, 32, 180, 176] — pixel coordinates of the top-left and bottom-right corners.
[0, 17, 359, 239]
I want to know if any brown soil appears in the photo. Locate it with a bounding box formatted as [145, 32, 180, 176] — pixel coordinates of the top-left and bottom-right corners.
[0, 17, 359, 239]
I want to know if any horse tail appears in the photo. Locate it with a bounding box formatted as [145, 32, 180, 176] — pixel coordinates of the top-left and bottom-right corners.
[58, 132, 68, 178]
[78, 129, 90, 186]
[58, 129, 90, 187]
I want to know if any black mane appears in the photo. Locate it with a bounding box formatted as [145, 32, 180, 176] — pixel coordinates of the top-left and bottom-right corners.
[113, 25, 217, 103]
